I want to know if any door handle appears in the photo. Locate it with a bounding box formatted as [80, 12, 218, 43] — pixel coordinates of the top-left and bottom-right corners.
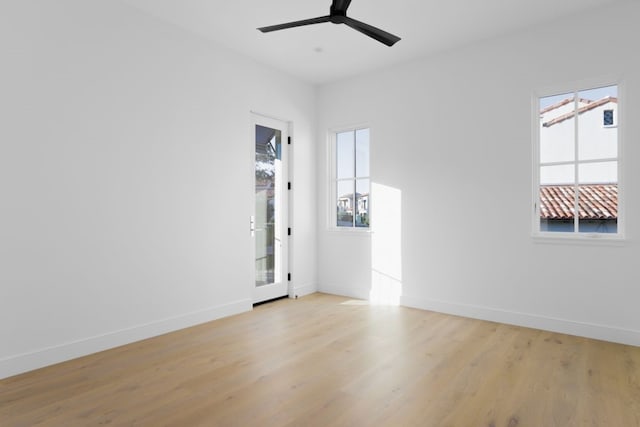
[250, 216, 255, 236]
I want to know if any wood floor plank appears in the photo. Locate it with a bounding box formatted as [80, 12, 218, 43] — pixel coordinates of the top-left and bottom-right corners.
[1, 293, 639, 426]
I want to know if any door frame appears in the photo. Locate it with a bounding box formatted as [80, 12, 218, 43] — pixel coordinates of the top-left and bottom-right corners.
[251, 112, 290, 304]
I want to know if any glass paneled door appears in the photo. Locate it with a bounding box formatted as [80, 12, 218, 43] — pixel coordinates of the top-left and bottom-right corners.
[252, 115, 288, 303]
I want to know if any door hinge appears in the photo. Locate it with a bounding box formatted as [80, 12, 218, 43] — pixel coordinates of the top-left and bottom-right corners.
[287, 227, 291, 236]
[287, 182, 291, 190]
[287, 136, 291, 145]
[287, 273, 291, 281]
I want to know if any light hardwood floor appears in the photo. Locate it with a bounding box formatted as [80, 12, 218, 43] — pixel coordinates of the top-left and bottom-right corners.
[2, 293, 639, 426]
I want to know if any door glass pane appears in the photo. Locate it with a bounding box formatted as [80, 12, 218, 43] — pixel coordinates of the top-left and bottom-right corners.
[337, 180, 354, 227]
[355, 179, 370, 227]
[255, 125, 281, 287]
[578, 85, 618, 161]
[336, 131, 354, 179]
[540, 92, 575, 164]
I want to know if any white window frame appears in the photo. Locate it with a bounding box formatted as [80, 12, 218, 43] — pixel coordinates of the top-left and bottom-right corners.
[532, 78, 625, 243]
[327, 124, 371, 232]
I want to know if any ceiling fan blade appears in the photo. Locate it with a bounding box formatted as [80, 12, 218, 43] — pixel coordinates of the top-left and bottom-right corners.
[343, 16, 401, 46]
[258, 16, 331, 33]
[331, 0, 352, 14]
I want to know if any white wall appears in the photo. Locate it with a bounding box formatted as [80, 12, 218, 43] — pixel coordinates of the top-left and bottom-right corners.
[317, 1, 640, 345]
[0, 0, 316, 378]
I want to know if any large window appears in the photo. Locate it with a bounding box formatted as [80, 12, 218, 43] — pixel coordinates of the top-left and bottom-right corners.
[536, 84, 620, 236]
[334, 128, 370, 228]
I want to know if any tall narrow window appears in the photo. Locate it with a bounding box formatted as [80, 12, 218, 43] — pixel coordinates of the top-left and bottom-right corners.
[536, 84, 620, 235]
[335, 128, 370, 228]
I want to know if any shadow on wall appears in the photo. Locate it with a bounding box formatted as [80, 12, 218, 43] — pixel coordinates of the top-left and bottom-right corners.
[370, 183, 402, 305]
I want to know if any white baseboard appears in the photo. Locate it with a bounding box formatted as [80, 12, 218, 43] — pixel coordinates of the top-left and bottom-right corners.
[290, 282, 317, 298]
[0, 299, 252, 380]
[317, 286, 640, 347]
[318, 284, 371, 301]
[400, 295, 640, 347]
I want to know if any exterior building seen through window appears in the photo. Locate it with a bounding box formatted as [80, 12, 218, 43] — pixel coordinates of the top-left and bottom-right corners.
[537, 84, 619, 235]
[335, 128, 370, 228]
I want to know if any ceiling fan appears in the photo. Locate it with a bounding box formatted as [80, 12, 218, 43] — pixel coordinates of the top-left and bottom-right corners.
[257, 0, 401, 47]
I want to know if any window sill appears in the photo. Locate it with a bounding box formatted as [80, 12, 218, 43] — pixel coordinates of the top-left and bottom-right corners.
[326, 227, 372, 236]
[531, 232, 626, 246]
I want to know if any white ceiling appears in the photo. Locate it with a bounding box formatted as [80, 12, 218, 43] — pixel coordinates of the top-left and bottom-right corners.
[120, 0, 628, 85]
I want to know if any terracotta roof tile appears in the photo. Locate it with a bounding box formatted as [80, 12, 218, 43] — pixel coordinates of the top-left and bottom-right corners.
[539, 184, 617, 220]
[540, 97, 592, 115]
[542, 97, 617, 128]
